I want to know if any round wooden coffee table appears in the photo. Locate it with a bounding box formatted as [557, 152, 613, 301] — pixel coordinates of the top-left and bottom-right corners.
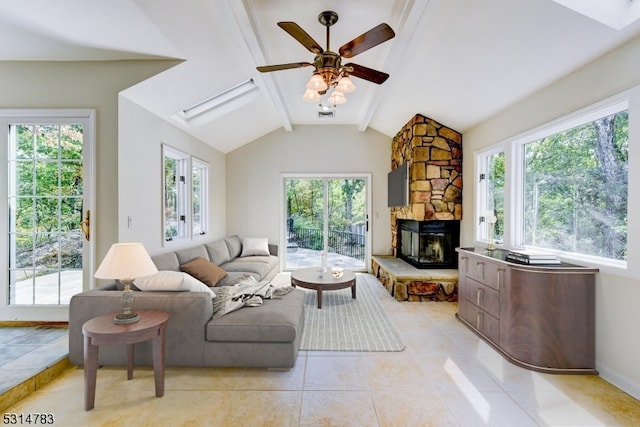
[82, 310, 169, 410]
[291, 267, 356, 309]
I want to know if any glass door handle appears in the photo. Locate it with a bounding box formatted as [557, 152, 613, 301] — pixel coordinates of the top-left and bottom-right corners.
[81, 210, 90, 241]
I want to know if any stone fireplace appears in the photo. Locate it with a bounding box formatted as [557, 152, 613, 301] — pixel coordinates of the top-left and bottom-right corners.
[390, 114, 462, 257]
[372, 114, 461, 302]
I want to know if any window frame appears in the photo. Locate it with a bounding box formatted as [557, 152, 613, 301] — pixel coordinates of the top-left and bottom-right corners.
[191, 156, 209, 237]
[475, 90, 634, 275]
[475, 146, 506, 245]
[162, 144, 188, 243]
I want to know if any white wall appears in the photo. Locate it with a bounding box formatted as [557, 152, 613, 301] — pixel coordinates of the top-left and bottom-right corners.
[0, 59, 178, 295]
[118, 97, 227, 256]
[225, 125, 392, 256]
[462, 34, 640, 399]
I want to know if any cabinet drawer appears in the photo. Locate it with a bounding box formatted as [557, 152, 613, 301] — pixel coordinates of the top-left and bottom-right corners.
[465, 278, 500, 318]
[466, 258, 506, 290]
[461, 303, 500, 344]
[477, 310, 500, 344]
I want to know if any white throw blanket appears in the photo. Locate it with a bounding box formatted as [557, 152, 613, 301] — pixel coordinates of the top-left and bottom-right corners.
[211, 275, 293, 319]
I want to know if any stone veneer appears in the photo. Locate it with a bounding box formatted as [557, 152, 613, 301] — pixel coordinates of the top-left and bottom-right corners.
[373, 114, 462, 302]
[372, 256, 458, 302]
[390, 114, 462, 255]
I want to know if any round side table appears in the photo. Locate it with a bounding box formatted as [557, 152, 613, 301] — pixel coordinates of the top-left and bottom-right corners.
[291, 267, 356, 309]
[82, 310, 169, 411]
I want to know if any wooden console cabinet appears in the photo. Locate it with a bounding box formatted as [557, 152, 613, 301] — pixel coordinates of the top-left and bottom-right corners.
[456, 247, 598, 374]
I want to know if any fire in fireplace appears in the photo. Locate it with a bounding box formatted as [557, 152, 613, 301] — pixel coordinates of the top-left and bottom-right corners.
[397, 220, 460, 269]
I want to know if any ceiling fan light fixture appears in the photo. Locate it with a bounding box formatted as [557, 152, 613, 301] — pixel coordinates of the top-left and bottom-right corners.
[328, 90, 347, 106]
[336, 76, 356, 93]
[306, 73, 328, 92]
[302, 89, 321, 102]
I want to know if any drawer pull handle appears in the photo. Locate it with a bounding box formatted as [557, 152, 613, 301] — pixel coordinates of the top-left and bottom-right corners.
[476, 288, 482, 306]
[476, 262, 485, 280]
[476, 312, 483, 329]
[497, 268, 504, 288]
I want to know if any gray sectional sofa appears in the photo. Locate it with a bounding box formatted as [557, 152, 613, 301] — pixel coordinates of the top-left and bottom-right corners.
[69, 236, 305, 369]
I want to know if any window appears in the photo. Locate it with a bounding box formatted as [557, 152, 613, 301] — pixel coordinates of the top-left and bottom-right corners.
[162, 145, 209, 243]
[522, 108, 628, 261]
[477, 150, 505, 245]
[476, 98, 629, 265]
[163, 145, 187, 241]
[192, 157, 208, 236]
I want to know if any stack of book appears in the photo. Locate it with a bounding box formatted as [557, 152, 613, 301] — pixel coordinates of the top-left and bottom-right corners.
[505, 250, 561, 265]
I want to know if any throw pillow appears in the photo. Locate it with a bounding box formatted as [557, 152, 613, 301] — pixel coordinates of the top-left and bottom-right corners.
[182, 273, 216, 298]
[240, 237, 270, 257]
[180, 257, 228, 286]
[134, 271, 216, 299]
[134, 270, 185, 291]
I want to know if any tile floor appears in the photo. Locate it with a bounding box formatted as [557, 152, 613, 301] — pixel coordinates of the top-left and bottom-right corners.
[5, 275, 640, 426]
[0, 325, 68, 394]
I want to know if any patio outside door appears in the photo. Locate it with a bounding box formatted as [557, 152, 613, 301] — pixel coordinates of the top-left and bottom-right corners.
[0, 110, 95, 321]
[283, 174, 370, 271]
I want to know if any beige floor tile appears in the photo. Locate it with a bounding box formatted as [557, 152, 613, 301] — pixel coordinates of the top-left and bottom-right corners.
[212, 390, 302, 427]
[304, 355, 368, 391]
[511, 388, 640, 426]
[440, 388, 538, 426]
[372, 390, 459, 427]
[233, 361, 306, 391]
[359, 351, 430, 390]
[300, 390, 377, 427]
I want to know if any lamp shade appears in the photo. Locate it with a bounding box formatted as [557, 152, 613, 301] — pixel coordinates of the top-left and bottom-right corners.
[328, 90, 347, 105]
[306, 74, 328, 92]
[302, 89, 321, 102]
[95, 242, 158, 280]
[336, 76, 356, 93]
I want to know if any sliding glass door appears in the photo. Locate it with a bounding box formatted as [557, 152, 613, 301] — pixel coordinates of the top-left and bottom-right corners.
[283, 175, 370, 271]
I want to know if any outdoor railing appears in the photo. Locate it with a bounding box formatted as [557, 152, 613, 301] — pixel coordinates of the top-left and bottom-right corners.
[288, 227, 365, 261]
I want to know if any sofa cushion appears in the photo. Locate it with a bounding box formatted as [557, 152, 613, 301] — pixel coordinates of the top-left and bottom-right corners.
[220, 259, 272, 277]
[240, 237, 270, 257]
[180, 257, 228, 287]
[134, 271, 216, 298]
[175, 245, 209, 265]
[205, 239, 231, 265]
[151, 252, 180, 272]
[231, 255, 278, 266]
[135, 270, 184, 291]
[216, 271, 260, 287]
[206, 289, 304, 343]
[224, 235, 242, 259]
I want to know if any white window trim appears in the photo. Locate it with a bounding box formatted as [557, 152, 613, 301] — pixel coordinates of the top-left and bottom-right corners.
[191, 156, 209, 237]
[162, 144, 189, 244]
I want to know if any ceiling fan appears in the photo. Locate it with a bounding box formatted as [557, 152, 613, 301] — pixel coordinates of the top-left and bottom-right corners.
[256, 11, 395, 106]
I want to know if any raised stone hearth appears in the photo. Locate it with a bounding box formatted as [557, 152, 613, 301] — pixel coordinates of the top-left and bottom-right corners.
[372, 255, 458, 302]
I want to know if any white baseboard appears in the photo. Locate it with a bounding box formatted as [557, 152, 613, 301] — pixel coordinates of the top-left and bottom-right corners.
[596, 363, 640, 400]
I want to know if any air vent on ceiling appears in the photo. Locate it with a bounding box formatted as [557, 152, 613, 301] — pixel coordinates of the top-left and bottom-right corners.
[318, 110, 335, 118]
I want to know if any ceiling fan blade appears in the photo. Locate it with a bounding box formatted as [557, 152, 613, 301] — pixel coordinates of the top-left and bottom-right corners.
[339, 23, 395, 58]
[277, 22, 324, 54]
[344, 63, 389, 84]
[256, 62, 313, 73]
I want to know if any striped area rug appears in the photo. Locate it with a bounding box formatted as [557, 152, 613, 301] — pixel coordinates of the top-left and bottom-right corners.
[299, 273, 405, 352]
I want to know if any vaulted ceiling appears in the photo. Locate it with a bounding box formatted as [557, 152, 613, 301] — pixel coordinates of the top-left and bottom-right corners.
[2, 0, 640, 153]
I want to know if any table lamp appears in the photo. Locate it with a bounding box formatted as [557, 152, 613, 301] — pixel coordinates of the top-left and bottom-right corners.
[94, 242, 158, 324]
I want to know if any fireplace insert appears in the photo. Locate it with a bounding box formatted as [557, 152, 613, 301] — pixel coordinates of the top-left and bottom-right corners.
[398, 220, 460, 269]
